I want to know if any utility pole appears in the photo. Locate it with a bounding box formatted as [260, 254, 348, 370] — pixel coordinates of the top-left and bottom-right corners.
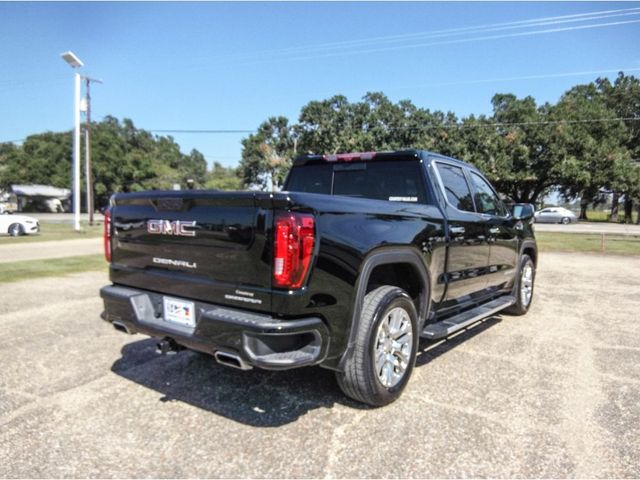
[82, 76, 102, 226]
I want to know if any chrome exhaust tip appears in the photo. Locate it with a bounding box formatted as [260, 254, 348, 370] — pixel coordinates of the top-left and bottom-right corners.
[214, 351, 253, 370]
[112, 320, 131, 335]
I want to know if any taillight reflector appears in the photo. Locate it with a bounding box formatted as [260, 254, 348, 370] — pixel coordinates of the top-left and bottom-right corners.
[104, 209, 112, 262]
[273, 212, 315, 289]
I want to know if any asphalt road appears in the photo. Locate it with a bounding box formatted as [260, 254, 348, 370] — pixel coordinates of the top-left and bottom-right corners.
[534, 222, 640, 235]
[1, 253, 639, 477]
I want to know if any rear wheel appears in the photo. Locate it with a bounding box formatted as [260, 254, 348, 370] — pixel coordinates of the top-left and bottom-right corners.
[8, 223, 24, 237]
[336, 286, 418, 407]
[505, 254, 535, 316]
[561, 217, 571, 225]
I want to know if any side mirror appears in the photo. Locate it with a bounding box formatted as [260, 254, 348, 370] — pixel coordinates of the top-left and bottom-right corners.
[512, 203, 534, 221]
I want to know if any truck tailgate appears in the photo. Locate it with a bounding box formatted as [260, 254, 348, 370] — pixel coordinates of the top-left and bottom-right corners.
[109, 191, 274, 312]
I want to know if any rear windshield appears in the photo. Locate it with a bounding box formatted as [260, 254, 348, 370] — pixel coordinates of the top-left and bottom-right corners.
[284, 160, 430, 204]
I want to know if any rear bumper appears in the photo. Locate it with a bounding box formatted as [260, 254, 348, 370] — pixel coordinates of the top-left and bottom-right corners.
[100, 284, 330, 370]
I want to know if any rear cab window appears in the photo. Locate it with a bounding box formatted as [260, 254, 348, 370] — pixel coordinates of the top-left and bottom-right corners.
[285, 159, 432, 204]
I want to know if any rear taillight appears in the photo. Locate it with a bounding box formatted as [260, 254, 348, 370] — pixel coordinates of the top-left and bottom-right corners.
[273, 212, 315, 289]
[104, 209, 112, 262]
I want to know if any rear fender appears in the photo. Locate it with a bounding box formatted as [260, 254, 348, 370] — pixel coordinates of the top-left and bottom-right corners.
[337, 246, 431, 371]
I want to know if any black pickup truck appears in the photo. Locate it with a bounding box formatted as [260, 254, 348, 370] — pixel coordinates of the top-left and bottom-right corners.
[101, 149, 537, 406]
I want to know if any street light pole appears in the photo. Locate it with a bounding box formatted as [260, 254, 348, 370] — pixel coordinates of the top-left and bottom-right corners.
[73, 71, 81, 231]
[61, 51, 84, 231]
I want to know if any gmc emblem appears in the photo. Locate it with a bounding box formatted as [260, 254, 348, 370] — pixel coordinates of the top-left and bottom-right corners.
[147, 219, 197, 237]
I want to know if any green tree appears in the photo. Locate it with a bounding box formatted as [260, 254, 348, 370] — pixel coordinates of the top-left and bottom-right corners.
[553, 83, 630, 219]
[596, 73, 640, 222]
[204, 162, 242, 190]
[239, 116, 294, 189]
[1, 116, 208, 209]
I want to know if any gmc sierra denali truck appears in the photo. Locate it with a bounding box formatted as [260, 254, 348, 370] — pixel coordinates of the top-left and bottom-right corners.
[100, 149, 537, 406]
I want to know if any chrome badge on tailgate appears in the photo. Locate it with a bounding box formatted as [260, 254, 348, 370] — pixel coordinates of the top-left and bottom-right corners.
[147, 219, 197, 237]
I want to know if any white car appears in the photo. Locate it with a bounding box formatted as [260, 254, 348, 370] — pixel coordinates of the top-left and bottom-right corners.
[534, 207, 578, 224]
[0, 214, 40, 236]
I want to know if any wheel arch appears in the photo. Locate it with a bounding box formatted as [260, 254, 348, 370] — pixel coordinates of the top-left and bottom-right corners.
[337, 246, 431, 371]
[521, 240, 538, 267]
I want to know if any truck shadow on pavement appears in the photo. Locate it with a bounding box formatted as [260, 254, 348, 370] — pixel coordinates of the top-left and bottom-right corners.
[110, 316, 502, 427]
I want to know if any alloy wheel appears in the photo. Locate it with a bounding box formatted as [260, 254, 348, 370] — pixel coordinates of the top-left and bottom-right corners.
[373, 307, 413, 388]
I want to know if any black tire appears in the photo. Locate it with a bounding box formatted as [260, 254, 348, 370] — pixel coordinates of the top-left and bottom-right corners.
[336, 286, 419, 407]
[561, 217, 570, 225]
[504, 254, 535, 316]
[8, 223, 24, 237]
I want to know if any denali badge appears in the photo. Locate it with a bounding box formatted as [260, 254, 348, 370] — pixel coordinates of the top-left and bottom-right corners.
[147, 219, 197, 237]
[153, 257, 197, 269]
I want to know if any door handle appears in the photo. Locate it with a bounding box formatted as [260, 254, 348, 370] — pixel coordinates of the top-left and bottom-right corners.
[450, 226, 466, 235]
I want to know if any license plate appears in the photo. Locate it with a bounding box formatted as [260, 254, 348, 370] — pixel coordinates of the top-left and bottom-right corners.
[163, 297, 195, 327]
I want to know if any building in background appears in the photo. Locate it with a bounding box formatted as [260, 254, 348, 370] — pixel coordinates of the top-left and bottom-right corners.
[9, 184, 71, 213]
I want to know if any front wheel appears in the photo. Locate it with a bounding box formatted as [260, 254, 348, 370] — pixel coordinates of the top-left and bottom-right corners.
[505, 254, 535, 316]
[8, 223, 24, 237]
[336, 286, 418, 407]
[561, 217, 571, 225]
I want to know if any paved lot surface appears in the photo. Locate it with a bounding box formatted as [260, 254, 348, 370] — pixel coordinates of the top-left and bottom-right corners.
[1, 253, 639, 478]
[534, 222, 640, 235]
[0, 238, 102, 263]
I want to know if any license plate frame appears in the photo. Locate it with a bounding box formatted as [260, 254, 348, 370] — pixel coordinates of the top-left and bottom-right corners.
[163, 296, 196, 328]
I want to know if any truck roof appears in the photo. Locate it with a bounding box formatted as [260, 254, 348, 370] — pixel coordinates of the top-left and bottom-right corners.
[292, 149, 480, 172]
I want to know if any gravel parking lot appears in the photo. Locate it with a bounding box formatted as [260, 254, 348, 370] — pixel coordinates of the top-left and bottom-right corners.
[1, 252, 639, 478]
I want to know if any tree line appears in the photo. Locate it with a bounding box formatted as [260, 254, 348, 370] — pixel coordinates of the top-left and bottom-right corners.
[239, 72, 640, 222]
[1, 73, 638, 221]
[0, 116, 240, 209]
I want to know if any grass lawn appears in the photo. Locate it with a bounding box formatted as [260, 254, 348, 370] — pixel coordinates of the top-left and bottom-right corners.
[584, 210, 639, 223]
[0, 254, 107, 283]
[0, 221, 103, 244]
[536, 232, 640, 255]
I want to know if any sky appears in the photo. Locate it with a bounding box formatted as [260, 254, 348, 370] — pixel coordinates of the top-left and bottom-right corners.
[1, 1, 639, 169]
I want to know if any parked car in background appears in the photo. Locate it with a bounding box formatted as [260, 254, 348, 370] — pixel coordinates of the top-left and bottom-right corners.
[0, 192, 18, 214]
[534, 207, 578, 224]
[0, 214, 39, 236]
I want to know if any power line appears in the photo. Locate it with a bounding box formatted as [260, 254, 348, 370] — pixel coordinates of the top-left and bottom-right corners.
[393, 67, 640, 90]
[227, 19, 640, 68]
[145, 117, 640, 136]
[182, 7, 640, 66]
[150, 129, 254, 134]
[405, 117, 640, 130]
[275, 66, 640, 102]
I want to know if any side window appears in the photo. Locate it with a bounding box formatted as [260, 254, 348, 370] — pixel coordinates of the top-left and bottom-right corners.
[469, 172, 507, 216]
[435, 163, 475, 212]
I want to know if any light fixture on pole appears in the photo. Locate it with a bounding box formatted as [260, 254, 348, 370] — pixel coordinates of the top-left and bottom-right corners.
[60, 51, 84, 231]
